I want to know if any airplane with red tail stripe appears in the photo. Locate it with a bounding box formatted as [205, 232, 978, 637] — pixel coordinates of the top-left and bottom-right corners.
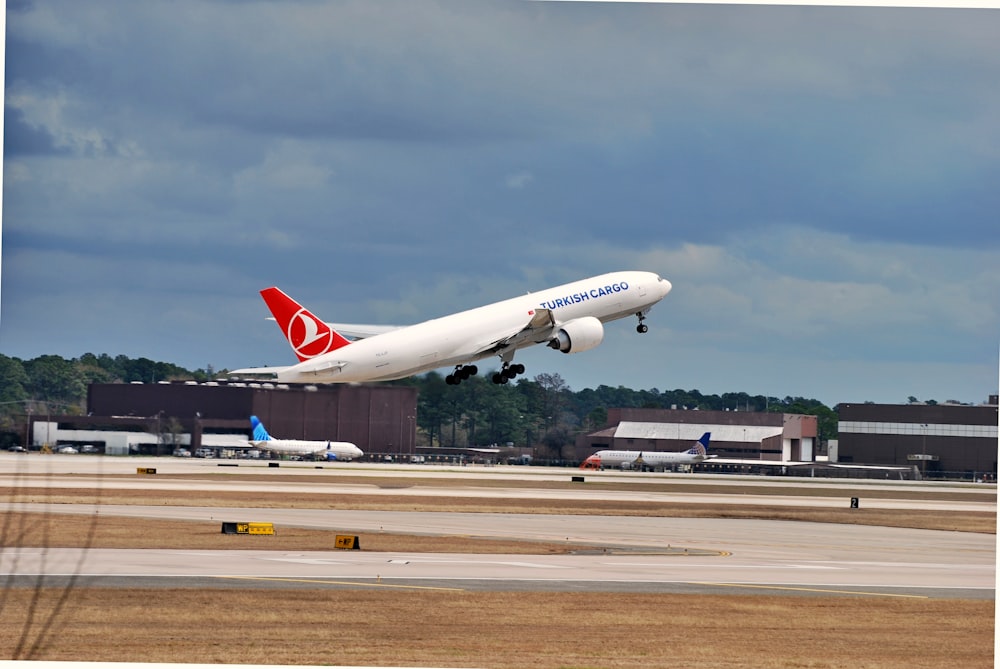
[231, 271, 672, 385]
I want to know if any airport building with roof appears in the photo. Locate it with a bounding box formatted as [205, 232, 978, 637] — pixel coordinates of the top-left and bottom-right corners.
[573, 407, 818, 465]
[836, 398, 998, 479]
[29, 381, 417, 458]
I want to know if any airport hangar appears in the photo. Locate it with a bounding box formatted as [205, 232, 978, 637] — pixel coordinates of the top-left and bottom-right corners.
[836, 399, 998, 480]
[573, 402, 997, 480]
[30, 381, 418, 459]
[573, 407, 818, 469]
[35, 382, 817, 464]
[29, 383, 998, 479]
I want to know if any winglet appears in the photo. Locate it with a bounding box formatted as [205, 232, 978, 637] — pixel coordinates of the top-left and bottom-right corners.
[260, 287, 352, 362]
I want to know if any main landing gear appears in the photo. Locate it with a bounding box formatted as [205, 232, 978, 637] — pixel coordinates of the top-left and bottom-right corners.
[491, 362, 525, 385]
[446, 362, 525, 385]
[636, 312, 649, 334]
[445, 364, 478, 385]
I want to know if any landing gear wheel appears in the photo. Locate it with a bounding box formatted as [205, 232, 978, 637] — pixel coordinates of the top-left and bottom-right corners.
[447, 364, 479, 385]
[637, 323, 648, 334]
[492, 361, 524, 384]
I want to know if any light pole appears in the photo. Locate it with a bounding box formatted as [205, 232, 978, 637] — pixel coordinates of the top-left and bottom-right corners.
[921, 423, 928, 477]
[25, 406, 32, 450]
[408, 415, 415, 456]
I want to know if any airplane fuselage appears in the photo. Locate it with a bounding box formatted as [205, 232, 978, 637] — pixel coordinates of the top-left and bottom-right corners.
[585, 449, 706, 469]
[275, 271, 670, 384]
[249, 438, 363, 460]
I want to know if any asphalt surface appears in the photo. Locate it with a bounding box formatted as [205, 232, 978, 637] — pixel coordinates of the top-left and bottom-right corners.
[1, 454, 995, 599]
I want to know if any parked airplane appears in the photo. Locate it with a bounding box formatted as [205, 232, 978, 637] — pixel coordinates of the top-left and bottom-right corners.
[580, 432, 712, 470]
[232, 271, 672, 385]
[248, 415, 363, 461]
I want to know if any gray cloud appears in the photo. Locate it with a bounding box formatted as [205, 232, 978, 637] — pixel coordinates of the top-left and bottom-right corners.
[3, 1, 998, 405]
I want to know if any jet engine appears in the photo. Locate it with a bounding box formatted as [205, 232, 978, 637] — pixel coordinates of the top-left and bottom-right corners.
[547, 316, 604, 354]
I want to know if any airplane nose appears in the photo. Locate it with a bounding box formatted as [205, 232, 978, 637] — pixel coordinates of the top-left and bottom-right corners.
[660, 277, 672, 296]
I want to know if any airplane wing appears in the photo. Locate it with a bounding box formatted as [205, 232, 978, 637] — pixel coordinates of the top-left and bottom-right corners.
[470, 308, 557, 356]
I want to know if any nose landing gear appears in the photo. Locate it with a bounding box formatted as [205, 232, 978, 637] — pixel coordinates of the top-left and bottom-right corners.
[636, 312, 649, 334]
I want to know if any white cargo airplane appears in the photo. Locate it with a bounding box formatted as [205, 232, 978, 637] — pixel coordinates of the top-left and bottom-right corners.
[248, 415, 363, 461]
[581, 432, 712, 470]
[232, 270, 672, 385]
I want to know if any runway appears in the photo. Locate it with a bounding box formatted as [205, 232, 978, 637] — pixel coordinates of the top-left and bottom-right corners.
[0, 454, 995, 599]
[1, 512, 993, 599]
[2, 454, 994, 512]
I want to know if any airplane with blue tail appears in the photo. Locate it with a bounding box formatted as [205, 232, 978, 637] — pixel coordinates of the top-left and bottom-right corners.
[249, 415, 363, 461]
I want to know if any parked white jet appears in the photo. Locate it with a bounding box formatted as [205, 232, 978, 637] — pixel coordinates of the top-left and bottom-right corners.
[248, 415, 363, 461]
[581, 432, 712, 470]
[232, 270, 671, 385]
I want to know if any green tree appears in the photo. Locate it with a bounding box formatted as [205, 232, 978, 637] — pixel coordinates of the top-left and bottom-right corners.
[0, 355, 31, 407]
[23, 355, 86, 408]
[0, 355, 32, 446]
[120, 356, 188, 383]
[533, 372, 569, 430]
[441, 377, 470, 447]
[585, 406, 608, 431]
[78, 352, 118, 385]
[477, 380, 526, 446]
[415, 372, 449, 448]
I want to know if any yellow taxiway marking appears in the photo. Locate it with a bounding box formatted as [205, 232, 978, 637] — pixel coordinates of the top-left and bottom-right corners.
[691, 582, 928, 599]
[216, 575, 465, 592]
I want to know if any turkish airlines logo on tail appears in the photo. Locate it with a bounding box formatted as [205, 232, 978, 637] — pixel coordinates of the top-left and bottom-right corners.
[287, 309, 336, 360]
[260, 287, 351, 362]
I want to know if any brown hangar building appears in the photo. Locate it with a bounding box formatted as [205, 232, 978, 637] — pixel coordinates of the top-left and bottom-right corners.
[32, 381, 417, 457]
[837, 400, 998, 479]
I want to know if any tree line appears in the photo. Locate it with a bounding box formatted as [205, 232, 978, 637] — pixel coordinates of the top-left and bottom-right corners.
[0, 352, 838, 452]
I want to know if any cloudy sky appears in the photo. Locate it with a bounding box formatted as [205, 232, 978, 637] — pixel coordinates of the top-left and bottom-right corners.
[2, 1, 998, 407]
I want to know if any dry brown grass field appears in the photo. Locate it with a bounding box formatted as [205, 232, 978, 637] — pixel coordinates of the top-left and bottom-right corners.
[1, 473, 995, 668]
[1, 588, 993, 669]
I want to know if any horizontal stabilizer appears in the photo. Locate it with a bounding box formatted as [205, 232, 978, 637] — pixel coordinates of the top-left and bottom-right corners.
[229, 366, 289, 377]
[264, 318, 401, 340]
[326, 323, 402, 339]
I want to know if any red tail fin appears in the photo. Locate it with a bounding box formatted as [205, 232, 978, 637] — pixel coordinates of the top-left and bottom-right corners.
[260, 287, 352, 362]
